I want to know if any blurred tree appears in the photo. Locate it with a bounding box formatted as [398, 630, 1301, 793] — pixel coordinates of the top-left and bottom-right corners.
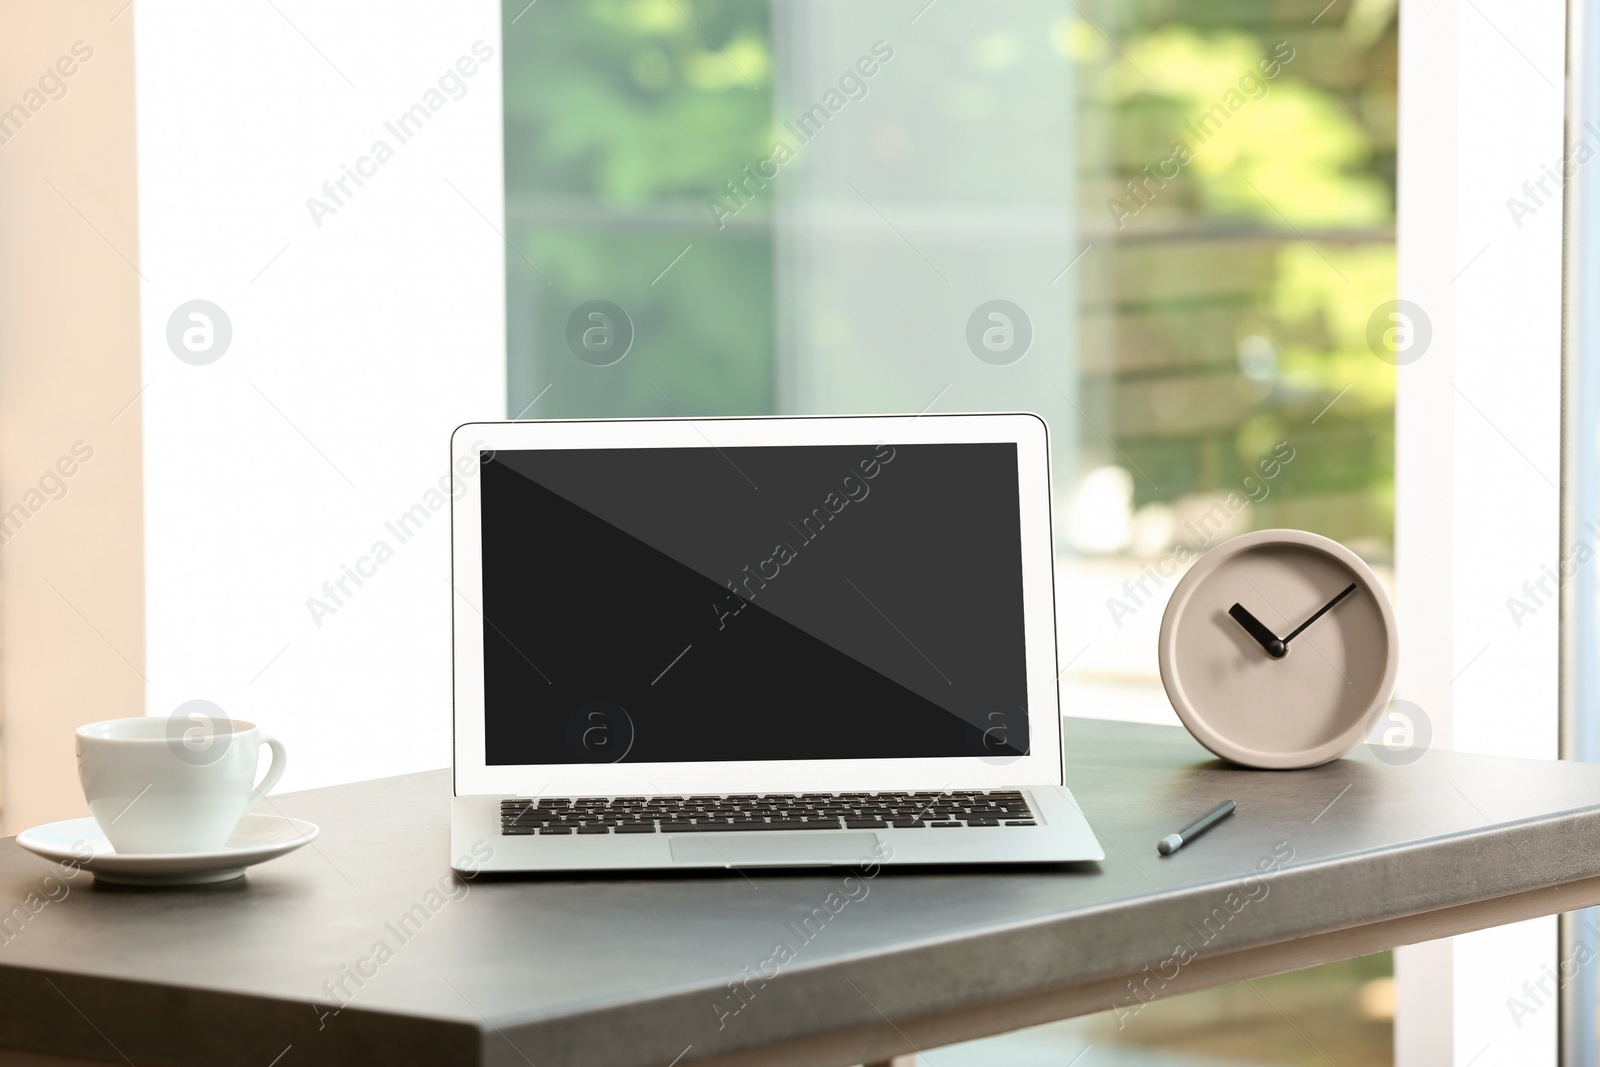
[503, 0, 776, 419]
[501, 0, 1398, 554]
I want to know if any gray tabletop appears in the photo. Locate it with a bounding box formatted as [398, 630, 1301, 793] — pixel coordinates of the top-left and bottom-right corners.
[5, 719, 1600, 1067]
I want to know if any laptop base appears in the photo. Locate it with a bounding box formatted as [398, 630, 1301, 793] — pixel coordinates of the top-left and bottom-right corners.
[452, 786, 1103, 872]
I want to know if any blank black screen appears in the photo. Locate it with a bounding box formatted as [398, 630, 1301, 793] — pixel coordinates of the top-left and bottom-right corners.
[477, 441, 1030, 765]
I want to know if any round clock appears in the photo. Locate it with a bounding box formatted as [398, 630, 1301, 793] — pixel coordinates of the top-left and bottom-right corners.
[1157, 529, 1399, 769]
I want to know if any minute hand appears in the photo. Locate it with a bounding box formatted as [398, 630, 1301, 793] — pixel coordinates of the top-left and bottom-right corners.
[1282, 582, 1358, 645]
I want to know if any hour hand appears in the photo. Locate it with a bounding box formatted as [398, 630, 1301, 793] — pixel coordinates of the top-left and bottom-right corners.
[1229, 603, 1286, 659]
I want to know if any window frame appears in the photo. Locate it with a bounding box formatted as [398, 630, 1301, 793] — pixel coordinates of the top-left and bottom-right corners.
[1393, 0, 1567, 1063]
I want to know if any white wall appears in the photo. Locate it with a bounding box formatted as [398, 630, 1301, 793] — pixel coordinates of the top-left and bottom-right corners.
[0, 1, 145, 833]
[135, 1, 505, 791]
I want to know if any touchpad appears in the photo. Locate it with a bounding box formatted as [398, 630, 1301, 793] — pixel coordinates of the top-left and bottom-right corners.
[669, 833, 880, 867]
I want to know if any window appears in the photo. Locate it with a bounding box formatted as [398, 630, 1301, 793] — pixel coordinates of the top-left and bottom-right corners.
[503, 0, 1398, 1060]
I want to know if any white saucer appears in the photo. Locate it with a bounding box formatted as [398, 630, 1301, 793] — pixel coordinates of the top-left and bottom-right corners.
[17, 814, 320, 886]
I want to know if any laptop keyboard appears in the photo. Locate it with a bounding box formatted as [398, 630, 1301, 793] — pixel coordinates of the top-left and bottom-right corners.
[500, 790, 1039, 835]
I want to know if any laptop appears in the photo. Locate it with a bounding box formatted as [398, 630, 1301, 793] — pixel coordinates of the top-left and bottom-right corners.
[449, 413, 1103, 871]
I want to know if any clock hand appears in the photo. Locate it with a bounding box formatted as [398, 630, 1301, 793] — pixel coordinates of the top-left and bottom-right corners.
[1228, 603, 1286, 659]
[1282, 582, 1358, 645]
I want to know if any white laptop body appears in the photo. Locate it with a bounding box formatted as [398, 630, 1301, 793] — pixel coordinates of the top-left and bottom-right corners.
[449, 413, 1103, 871]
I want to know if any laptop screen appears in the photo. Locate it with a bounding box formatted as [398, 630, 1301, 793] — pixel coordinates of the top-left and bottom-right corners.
[477, 441, 1031, 766]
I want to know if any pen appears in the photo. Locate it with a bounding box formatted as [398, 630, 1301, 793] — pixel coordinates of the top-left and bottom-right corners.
[1157, 800, 1236, 856]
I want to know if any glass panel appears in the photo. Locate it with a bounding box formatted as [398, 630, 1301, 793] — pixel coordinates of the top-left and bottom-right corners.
[1059, 0, 1397, 721]
[502, 0, 1397, 1061]
[504, 0, 777, 417]
[1571, 0, 1600, 1052]
[932, 954, 1394, 1066]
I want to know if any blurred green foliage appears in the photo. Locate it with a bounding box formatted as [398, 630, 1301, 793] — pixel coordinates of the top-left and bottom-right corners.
[1087, 1, 1398, 554]
[502, 0, 1398, 554]
[504, 0, 772, 200]
[503, 0, 774, 417]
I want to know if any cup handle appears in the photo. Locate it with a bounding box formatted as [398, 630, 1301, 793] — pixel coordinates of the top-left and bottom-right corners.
[250, 733, 288, 805]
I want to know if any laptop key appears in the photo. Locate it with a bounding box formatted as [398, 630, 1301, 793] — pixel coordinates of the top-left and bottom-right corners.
[505, 791, 1039, 834]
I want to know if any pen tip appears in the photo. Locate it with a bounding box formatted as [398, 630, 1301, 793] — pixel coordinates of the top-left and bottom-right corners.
[1157, 834, 1182, 856]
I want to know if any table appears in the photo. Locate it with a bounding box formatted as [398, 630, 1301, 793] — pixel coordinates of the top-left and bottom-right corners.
[4, 719, 1600, 1067]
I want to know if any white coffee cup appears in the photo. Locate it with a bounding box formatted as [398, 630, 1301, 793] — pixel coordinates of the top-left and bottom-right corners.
[76, 716, 287, 854]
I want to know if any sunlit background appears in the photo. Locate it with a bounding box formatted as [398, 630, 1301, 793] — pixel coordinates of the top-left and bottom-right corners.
[501, 0, 1398, 1061]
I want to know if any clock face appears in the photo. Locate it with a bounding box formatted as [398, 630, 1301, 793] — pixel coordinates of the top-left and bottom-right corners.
[1158, 529, 1398, 769]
